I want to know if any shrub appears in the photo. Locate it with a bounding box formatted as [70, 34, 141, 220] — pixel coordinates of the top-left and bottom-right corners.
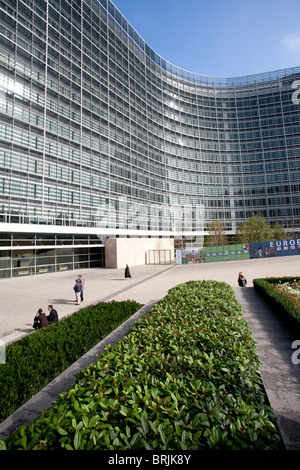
[1, 281, 283, 450]
[253, 277, 300, 326]
[0, 300, 143, 422]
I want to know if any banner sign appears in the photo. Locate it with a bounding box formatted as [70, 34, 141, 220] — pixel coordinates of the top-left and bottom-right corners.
[249, 238, 300, 258]
[176, 244, 249, 264]
[176, 239, 300, 264]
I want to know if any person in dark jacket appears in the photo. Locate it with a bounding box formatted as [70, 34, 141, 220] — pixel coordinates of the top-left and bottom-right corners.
[33, 308, 49, 329]
[77, 274, 85, 301]
[238, 271, 247, 287]
[124, 264, 131, 279]
[47, 304, 58, 324]
[73, 279, 82, 304]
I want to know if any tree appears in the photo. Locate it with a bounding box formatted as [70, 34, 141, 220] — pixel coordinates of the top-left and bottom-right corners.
[205, 219, 228, 246]
[235, 214, 287, 243]
[272, 222, 288, 240]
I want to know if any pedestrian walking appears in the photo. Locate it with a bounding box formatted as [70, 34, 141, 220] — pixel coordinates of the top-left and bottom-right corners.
[73, 278, 82, 305]
[78, 274, 85, 301]
[124, 264, 131, 279]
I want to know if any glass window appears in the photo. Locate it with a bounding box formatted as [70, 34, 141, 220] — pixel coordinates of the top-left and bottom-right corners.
[12, 235, 35, 246]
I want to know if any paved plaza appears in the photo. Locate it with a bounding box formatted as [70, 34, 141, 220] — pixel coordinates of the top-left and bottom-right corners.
[1, 255, 299, 342]
[0, 255, 300, 449]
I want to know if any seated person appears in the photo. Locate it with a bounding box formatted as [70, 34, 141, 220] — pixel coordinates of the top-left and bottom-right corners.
[47, 304, 58, 324]
[238, 272, 247, 287]
[33, 308, 49, 329]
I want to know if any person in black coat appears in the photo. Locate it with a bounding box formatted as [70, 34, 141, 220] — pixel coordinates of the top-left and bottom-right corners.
[124, 264, 131, 279]
[238, 271, 247, 287]
[47, 304, 58, 324]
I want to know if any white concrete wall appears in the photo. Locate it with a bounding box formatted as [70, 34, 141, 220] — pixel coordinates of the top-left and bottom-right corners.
[105, 238, 174, 268]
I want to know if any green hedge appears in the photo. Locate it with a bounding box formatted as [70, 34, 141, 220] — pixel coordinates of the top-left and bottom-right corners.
[0, 300, 143, 422]
[1, 281, 283, 450]
[253, 277, 300, 326]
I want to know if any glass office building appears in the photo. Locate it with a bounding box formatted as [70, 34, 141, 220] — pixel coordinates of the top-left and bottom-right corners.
[0, 0, 300, 277]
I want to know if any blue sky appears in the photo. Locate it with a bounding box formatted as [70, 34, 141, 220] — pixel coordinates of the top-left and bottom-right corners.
[111, 0, 300, 77]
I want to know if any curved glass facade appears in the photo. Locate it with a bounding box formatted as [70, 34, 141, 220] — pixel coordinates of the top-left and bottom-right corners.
[0, 0, 300, 242]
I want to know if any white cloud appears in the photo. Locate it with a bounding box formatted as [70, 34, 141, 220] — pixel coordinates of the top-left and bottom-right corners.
[281, 32, 300, 56]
